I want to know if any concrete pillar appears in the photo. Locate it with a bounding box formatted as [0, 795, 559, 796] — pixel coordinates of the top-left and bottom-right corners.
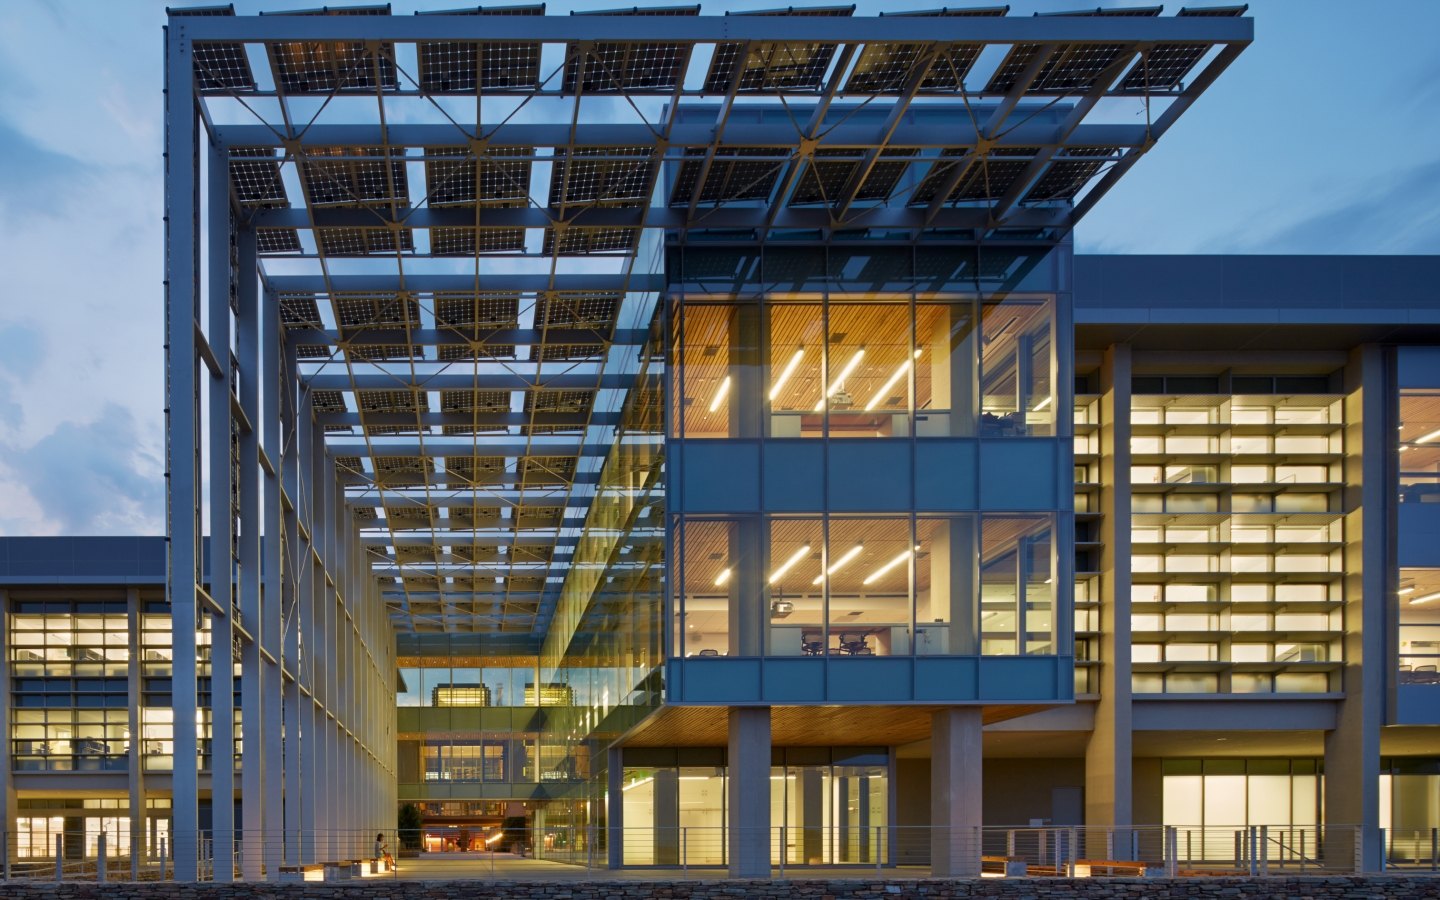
[928, 301, 977, 436]
[726, 706, 771, 878]
[1325, 344, 1388, 871]
[728, 519, 764, 657]
[126, 589, 146, 878]
[1085, 343, 1133, 849]
[0, 590, 16, 869]
[797, 768, 825, 864]
[930, 519, 977, 654]
[930, 707, 982, 877]
[164, 18, 201, 880]
[260, 288, 287, 875]
[654, 769, 680, 865]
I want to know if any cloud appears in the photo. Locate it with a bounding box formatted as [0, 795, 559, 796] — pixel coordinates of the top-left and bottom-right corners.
[0, 321, 46, 381]
[6, 403, 164, 535]
[1245, 159, 1440, 255]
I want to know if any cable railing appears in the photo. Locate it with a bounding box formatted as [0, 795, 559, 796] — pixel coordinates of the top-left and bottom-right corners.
[0, 823, 1423, 882]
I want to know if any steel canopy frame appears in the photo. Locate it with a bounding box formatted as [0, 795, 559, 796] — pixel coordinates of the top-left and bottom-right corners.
[164, 4, 1249, 883]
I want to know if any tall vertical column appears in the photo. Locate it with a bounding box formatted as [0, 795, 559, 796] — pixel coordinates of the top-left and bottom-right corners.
[298, 407, 319, 864]
[206, 141, 236, 884]
[163, 18, 201, 883]
[0, 590, 16, 867]
[126, 589, 146, 877]
[931, 519, 977, 654]
[260, 288, 287, 874]
[1326, 344, 1387, 871]
[606, 746, 623, 868]
[726, 706, 770, 878]
[930, 707, 982, 877]
[728, 520, 764, 656]
[1085, 343, 1133, 842]
[235, 227, 265, 880]
[929, 301, 977, 436]
[281, 341, 303, 865]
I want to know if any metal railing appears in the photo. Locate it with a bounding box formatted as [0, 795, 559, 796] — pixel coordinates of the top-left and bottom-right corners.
[0, 823, 1404, 882]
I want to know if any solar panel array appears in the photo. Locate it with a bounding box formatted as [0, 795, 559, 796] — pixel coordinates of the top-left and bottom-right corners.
[185, 3, 1248, 634]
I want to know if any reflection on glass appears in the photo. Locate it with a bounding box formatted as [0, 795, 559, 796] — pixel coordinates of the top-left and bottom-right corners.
[981, 515, 1054, 656]
[1400, 389, 1440, 504]
[980, 297, 1053, 437]
[916, 302, 977, 437]
[1399, 567, 1440, 684]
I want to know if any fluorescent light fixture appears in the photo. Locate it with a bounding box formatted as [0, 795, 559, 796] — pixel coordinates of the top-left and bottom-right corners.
[1399, 586, 1416, 595]
[863, 549, 912, 585]
[1418, 427, 1440, 444]
[864, 360, 911, 411]
[768, 545, 812, 583]
[1032, 396, 1053, 412]
[714, 568, 731, 586]
[769, 349, 805, 400]
[1410, 591, 1440, 605]
[814, 349, 865, 411]
[708, 375, 731, 413]
[813, 543, 863, 584]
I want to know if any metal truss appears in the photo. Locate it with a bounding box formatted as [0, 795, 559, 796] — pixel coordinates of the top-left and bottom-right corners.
[164, 2, 1249, 882]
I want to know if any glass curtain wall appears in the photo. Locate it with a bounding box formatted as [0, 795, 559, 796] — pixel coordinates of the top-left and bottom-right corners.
[676, 513, 1055, 658]
[674, 292, 1053, 440]
[1398, 568, 1440, 683]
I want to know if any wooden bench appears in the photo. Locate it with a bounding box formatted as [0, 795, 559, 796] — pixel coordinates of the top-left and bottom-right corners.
[277, 863, 324, 883]
[1073, 858, 1163, 878]
[981, 855, 1028, 877]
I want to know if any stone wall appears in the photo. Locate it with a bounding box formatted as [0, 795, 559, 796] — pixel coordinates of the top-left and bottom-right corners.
[2, 878, 1439, 900]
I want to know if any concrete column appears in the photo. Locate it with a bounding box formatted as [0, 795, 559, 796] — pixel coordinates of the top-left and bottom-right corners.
[164, 18, 201, 882]
[281, 340, 303, 866]
[206, 141, 236, 883]
[654, 769, 680, 865]
[930, 707, 982, 877]
[606, 746, 623, 868]
[728, 519, 764, 656]
[726, 706, 771, 878]
[1325, 344, 1388, 871]
[0, 590, 16, 868]
[1085, 343, 1133, 845]
[126, 589, 146, 877]
[928, 301, 977, 436]
[729, 304, 762, 439]
[260, 288, 286, 875]
[931, 518, 977, 654]
[797, 768, 825, 864]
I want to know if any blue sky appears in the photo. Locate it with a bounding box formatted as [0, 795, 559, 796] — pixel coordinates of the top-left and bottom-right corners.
[0, 0, 1436, 536]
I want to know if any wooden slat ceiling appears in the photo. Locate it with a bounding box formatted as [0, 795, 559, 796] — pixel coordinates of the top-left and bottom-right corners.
[620, 703, 1056, 748]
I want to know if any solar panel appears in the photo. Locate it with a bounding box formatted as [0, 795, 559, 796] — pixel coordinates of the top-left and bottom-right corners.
[347, 343, 423, 361]
[534, 292, 620, 330]
[430, 221, 527, 255]
[311, 389, 346, 414]
[549, 147, 654, 208]
[1023, 147, 1118, 202]
[358, 389, 426, 414]
[670, 147, 784, 206]
[909, 147, 972, 205]
[789, 147, 916, 206]
[953, 148, 1037, 201]
[384, 506, 434, 530]
[543, 226, 639, 255]
[256, 229, 302, 254]
[265, 6, 398, 94]
[703, 6, 854, 94]
[434, 294, 521, 329]
[317, 227, 414, 255]
[373, 456, 434, 485]
[561, 7, 698, 94]
[445, 456, 508, 484]
[526, 389, 594, 414]
[303, 146, 408, 207]
[335, 293, 419, 328]
[440, 390, 512, 413]
[847, 8, 1007, 93]
[1119, 6, 1246, 91]
[985, 7, 1159, 95]
[171, 7, 257, 93]
[521, 456, 576, 483]
[416, 5, 544, 93]
[229, 148, 288, 206]
[278, 294, 324, 327]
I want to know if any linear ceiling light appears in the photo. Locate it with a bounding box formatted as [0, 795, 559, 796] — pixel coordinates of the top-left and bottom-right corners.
[1409, 591, 1440, 605]
[814, 349, 865, 411]
[714, 567, 731, 586]
[769, 349, 805, 400]
[862, 549, 912, 585]
[813, 543, 863, 584]
[708, 376, 731, 413]
[1032, 396, 1053, 412]
[768, 545, 812, 584]
[1417, 428, 1440, 444]
[864, 351, 922, 411]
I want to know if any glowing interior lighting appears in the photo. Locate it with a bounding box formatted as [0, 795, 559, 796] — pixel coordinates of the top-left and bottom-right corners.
[813, 544, 863, 584]
[1032, 396, 1053, 412]
[1410, 591, 1440, 605]
[708, 376, 731, 413]
[1418, 428, 1440, 444]
[714, 568, 731, 586]
[864, 360, 912, 411]
[769, 349, 805, 400]
[814, 349, 866, 411]
[1399, 586, 1416, 595]
[768, 545, 812, 584]
[863, 549, 912, 585]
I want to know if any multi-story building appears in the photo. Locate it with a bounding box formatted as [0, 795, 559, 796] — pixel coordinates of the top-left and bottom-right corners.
[1, 0, 1437, 884]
